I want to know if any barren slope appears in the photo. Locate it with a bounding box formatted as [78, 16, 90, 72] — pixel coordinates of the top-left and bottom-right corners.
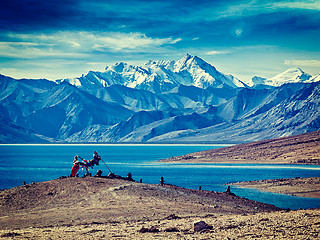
[0, 177, 280, 230]
[162, 131, 320, 165]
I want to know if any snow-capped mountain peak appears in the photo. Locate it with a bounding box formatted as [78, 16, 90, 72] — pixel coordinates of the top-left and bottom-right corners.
[106, 62, 128, 73]
[173, 53, 194, 70]
[268, 67, 311, 85]
[57, 54, 247, 92]
[172, 53, 212, 72]
[144, 54, 247, 89]
[252, 67, 313, 87]
[173, 54, 247, 88]
[1, 60, 320, 144]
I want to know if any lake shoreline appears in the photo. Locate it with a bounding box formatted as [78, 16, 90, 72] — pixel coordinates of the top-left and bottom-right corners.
[230, 177, 320, 199]
[161, 131, 320, 165]
[160, 131, 320, 201]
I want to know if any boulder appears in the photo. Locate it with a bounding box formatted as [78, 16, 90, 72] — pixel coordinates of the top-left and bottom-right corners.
[194, 221, 208, 232]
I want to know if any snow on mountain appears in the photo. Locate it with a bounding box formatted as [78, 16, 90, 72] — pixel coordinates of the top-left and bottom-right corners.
[57, 69, 125, 89]
[267, 68, 312, 86]
[308, 74, 320, 83]
[251, 67, 314, 87]
[1, 54, 320, 143]
[58, 54, 247, 93]
[145, 54, 248, 89]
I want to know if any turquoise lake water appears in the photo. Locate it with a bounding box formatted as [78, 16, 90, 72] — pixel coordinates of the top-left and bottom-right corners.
[1, 144, 320, 210]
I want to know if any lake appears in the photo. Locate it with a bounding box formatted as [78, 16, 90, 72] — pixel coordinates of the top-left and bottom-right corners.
[1, 144, 320, 210]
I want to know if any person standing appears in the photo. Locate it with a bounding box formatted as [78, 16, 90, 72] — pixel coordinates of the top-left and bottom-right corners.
[92, 151, 101, 166]
[70, 156, 80, 177]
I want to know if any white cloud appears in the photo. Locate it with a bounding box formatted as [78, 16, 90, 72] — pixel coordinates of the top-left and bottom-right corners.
[217, 0, 320, 19]
[284, 59, 320, 67]
[1, 31, 182, 59]
[170, 38, 182, 44]
[0, 67, 17, 72]
[0, 31, 183, 80]
[272, 1, 320, 11]
[0, 41, 84, 59]
[206, 50, 230, 55]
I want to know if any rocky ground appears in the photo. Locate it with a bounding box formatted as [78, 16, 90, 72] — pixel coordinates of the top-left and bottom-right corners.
[162, 130, 320, 165]
[1, 208, 319, 239]
[0, 177, 279, 229]
[0, 177, 319, 239]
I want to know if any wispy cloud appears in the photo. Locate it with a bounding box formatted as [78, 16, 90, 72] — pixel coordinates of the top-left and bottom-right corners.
[0, 30, 184, 79]
[0, 41, 84, 59]
[170, 38, 183, 44]
[1, 31, 181, 59]
[218, 0, 320, 19]
[284, 59, 320, 67]
[206, 50, 230, 55]
[272, 1, 320, 11]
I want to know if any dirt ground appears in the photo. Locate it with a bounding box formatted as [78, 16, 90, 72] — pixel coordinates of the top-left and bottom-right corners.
[0, 177, 319, 239]
[1, 208, 319, 239]
[162, 130, 320, 165]
[0, 177, 279, 229]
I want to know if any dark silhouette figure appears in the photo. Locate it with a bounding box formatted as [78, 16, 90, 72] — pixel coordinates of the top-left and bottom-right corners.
[160, 177, 164, 186]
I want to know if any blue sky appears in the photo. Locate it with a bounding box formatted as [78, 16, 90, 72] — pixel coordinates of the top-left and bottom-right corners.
[0, 0, 319, 82]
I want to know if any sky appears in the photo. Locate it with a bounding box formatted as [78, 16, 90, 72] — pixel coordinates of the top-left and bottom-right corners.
[0, 0, 320, 83]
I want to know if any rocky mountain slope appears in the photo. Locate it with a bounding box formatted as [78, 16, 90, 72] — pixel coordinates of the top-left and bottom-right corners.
[0, 54, 319, 143]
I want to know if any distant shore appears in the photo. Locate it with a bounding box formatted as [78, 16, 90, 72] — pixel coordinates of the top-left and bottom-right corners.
[0, 142, 234, 146]
[160, 131, 320, 200]
[162, 131, 320, 165]
[230, 177, 320, 199]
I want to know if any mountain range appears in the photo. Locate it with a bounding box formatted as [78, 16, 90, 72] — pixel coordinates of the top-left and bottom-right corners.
[1, 54, 319, 143]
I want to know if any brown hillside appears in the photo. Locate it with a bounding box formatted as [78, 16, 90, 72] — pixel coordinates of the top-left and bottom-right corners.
[1, 177, 320, 239]
[162, 131, 320, 165]
[0, 177, 280, 230]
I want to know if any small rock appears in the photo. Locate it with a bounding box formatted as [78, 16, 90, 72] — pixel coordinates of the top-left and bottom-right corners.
[139, 226, 159, 233]
[139, 227, 148, 233]
[165, 214, 181, 220]
[1, 232, 21, 237]
[194, 220, 208, 232]
[164, 227, 179, 232]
